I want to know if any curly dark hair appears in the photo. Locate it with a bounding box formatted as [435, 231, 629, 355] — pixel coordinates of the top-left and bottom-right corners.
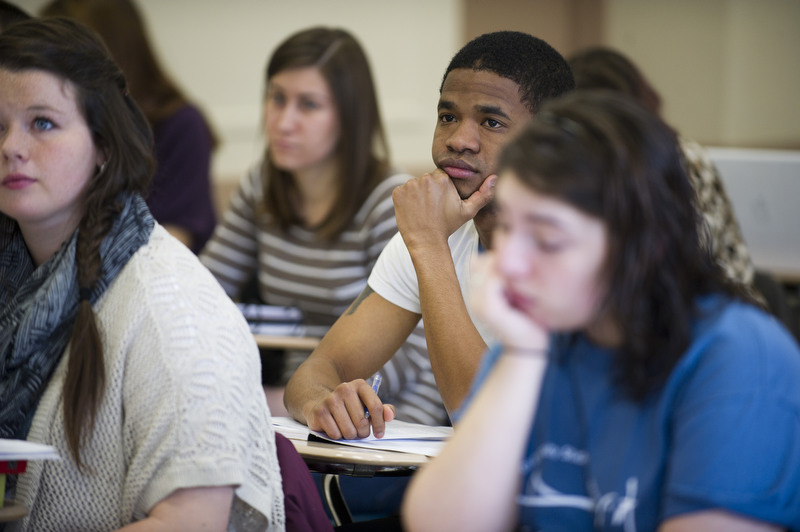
[442, 31, 575, 113]
[498, 90, 755, 400]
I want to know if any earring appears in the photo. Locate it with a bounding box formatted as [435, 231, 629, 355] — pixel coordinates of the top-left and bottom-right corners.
[98, 160, 109, 175]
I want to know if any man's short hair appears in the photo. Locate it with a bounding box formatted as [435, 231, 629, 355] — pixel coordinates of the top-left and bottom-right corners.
[0, 0, 31, 33]
[442, 31, 575, 113]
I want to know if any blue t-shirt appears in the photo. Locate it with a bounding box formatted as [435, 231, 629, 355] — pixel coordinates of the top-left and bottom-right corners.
[464, 296, 800, 531]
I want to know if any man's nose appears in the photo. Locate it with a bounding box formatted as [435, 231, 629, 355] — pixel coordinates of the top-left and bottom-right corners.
[445, 121, 480, 153]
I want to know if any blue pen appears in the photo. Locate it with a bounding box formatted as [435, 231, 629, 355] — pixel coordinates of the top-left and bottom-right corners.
[364, 373, 382, 419]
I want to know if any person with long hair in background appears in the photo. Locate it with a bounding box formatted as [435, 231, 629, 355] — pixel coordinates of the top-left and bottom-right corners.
[200, 26, 446, 426]
[41, 0, 218, 253]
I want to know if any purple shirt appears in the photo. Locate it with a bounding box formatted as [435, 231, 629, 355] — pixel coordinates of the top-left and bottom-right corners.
[147, 104, 216, 253]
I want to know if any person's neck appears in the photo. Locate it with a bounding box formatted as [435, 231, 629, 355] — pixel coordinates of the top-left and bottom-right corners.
[19, 219, 77, 267]
[292, 161, 339, 228]
[473, 205, 496, 250]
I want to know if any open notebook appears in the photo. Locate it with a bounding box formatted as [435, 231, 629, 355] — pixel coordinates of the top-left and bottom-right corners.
[272, 416, 453, 457]
[0, 439, 59, 462]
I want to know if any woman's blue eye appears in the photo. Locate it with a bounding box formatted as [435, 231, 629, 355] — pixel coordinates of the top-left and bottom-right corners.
[33, 118, 54, 131]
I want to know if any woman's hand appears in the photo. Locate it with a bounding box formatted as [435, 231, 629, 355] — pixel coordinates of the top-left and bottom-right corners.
[470, 252, 549, 352]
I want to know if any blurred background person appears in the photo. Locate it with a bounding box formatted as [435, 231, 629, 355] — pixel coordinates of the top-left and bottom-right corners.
[200, 26, 446, 428]
[568, 46, 800, 339]
[567, 46, 756, 293]
[41, 0, 218, 254]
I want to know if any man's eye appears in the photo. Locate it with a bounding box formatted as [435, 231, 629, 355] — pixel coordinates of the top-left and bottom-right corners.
[439, 114, 456, 123]
[485, 119, 502, 129]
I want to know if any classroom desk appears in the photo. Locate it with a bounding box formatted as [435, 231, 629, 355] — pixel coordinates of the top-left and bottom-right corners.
[253, 334, 320, 351]
[288, 437, 429, 526]
[291, 437, 429, 476]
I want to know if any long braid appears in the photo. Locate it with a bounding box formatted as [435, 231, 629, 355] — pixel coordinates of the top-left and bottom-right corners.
[62, 164, 123, 468]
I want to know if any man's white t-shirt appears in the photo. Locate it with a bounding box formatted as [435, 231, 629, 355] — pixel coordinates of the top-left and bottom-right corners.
[368, 220, 494, 344]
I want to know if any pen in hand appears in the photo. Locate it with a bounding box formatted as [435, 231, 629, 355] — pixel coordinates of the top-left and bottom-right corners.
[364, 373, 382, 419]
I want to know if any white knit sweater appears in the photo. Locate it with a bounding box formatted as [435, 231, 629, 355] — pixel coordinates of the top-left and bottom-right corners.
[10, 225, 285, 531]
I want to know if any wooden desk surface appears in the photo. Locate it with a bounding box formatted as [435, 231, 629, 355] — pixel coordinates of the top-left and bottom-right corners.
[289, 438, 428, 477]
[254, 334, 320, 351]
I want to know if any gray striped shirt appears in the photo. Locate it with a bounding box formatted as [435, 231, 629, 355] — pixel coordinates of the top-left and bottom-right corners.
[200, 162, 448, 426]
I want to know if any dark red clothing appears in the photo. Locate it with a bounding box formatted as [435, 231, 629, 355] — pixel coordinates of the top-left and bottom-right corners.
[275, 432, 334, 531]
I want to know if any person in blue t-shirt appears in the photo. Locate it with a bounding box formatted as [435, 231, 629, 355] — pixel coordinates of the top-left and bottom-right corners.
[402, 91, 800, 532]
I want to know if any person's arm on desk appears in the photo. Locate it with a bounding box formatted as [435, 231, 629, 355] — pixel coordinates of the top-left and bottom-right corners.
[284, 288, 419, 439]
[392, 169, 496, 414]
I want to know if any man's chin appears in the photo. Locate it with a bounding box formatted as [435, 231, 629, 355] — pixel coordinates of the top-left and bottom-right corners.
[452, 179, 483, 200]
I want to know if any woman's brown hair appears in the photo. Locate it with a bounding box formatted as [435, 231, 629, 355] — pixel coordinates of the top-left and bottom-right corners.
[40, 0, 216, 145]
[567, 46, 663, 116]
[261, 27, 390, 240]
[0, 17, 154, 466]
[498, 91, 755, 400]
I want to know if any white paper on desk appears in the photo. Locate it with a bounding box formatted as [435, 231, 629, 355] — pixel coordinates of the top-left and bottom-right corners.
[320, 435, 449, 457]
[272, 417, 314, 441]
[271, 417, 453, 457]
[0, 439, 60, 461]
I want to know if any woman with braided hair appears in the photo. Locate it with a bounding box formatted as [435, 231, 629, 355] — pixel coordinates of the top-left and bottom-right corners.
[0, 17, 284, 531]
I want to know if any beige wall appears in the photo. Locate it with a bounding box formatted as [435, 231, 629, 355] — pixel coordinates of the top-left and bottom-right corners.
[606, 0, 800, 149]
[464, 0, 604, 56]
[464, 0, 800, 150]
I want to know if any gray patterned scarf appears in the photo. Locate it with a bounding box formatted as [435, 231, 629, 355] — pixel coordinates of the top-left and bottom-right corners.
[0, 193, 154, 440]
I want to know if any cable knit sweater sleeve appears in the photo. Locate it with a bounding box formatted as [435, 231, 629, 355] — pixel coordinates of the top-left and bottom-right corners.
[14, 225, 285, 532]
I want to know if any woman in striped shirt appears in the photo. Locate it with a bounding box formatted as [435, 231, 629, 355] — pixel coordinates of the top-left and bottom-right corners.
[200, 27, 447, 426]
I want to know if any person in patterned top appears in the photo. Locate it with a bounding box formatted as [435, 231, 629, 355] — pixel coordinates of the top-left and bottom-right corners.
[568, 46, 757, 293]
